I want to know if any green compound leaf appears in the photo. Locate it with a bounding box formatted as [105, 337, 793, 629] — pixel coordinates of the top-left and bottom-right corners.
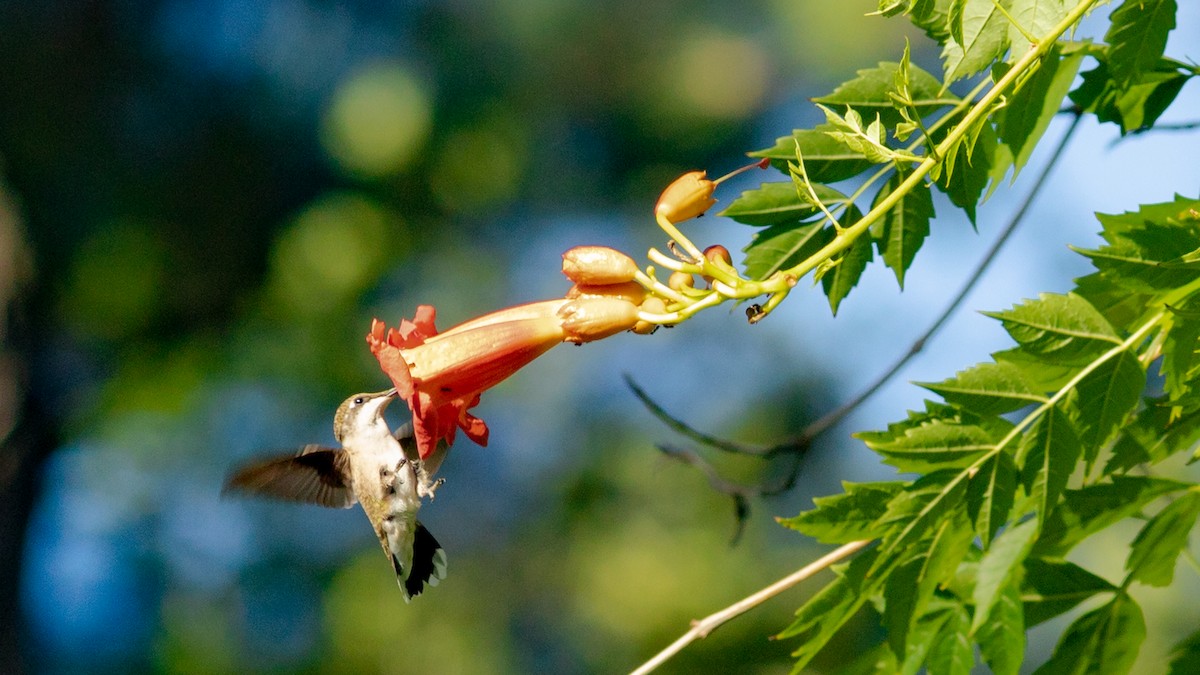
[976, 574, 1025, 675]
[1035, 475, 1193, 557]
[1031, 592, 1145, 675]
[821, 225, 874, 316]
[971, 516, 1039, 634]
[720, 181, 848, 227]
[742, 220, 835, 281]
[1125, 490, 1200, 587]
[748, 126, 876, 184]
[1022, 557, 1116, 627]
[814, 61, 957, 128]
[942, 0, 1012, 83]
[872, 172, 935, 289]
[967, 450, 1018, 547]
[778, 481, 906, 544]
[981, 292, 1122, 365]
[1069, 350, 1145, 468]
[1017, 405, 1081, 528]
[1105, 0, 1177, 87]
[918, 360, 1046, 416]
[859, 418, 1001, 473]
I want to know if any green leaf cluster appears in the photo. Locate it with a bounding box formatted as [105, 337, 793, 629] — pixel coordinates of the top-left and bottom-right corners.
[723, 0, 1196, 317]
[778, 190, 1200, 672]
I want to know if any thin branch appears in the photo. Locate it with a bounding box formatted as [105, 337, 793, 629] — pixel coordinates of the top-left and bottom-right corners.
[625, 374, 765, 456]
[770, 110, 1085, 451]
[629, 539, 873, 675]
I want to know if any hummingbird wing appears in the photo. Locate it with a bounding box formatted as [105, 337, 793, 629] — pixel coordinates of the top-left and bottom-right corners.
[395, 522, 447, 601]
[223, 445, 356, 508]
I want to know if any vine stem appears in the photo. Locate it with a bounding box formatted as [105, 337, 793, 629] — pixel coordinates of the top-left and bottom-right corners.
[780, 0, 1102, 283]
[629, 540, 872, 675]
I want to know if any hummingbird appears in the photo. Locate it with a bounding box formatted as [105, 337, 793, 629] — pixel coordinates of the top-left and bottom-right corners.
[224, 388, 448, 601]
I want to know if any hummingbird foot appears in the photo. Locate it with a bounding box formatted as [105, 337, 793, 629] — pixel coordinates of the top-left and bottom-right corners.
[417, 469, 446, 500]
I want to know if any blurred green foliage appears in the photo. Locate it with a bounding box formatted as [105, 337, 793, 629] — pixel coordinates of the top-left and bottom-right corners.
[0, 0, 919, 673]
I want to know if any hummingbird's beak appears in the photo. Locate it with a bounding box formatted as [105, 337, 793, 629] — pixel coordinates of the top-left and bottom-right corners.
[383, 387, 398, 397]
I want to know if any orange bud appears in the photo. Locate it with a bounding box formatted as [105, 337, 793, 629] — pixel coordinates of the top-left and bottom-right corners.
[667, 271, 695, 291]
[562, 246, 639, 285]
[558, 297, 639, 343]
[655, 170, 717, 223]
[632, 297, 667, 334]
[567, 281, 646, 305]
[704, 244, 732, 266]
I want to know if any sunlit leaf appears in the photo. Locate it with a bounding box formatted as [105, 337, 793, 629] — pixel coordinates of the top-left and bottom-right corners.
[1069, 351, 1144, 467]
[743, 221, 835, 280]
[720, 182, 846, 226]
[778, 481, 906, 544]
[822, 227, 874, 315]
[749, 125, 877, 183]
[814, 61, 956, 128]
[860, 419, 1000, 472]
[982, 292, 1121, 364]
[942, 0, 1012, 83]
[927, 601, 973, 675]
[918, 360, 1046, 416]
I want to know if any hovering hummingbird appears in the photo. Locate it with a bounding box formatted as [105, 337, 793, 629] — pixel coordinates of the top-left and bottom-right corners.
[224, 388, 448, 601]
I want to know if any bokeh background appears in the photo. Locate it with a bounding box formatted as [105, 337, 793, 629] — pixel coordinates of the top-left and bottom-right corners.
[2, 1, 1200, 673]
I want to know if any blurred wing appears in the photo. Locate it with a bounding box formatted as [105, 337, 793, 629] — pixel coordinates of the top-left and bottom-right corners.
[223, 444, 355, 508]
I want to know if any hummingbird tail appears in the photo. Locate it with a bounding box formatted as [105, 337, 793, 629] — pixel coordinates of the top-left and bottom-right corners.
[394, 523, 448, 601]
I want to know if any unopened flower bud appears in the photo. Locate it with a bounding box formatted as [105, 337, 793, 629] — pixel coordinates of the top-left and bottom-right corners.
[562, 246, 639, 285]
[633, 297, 667, 334]
[567, 281, 646, 305]
[558, 297, 640, 343]
[655, 170, 717, 223]
[668, 271, 695, 291]
[701, 244, 733, 284]
[704, 244, 732, 266]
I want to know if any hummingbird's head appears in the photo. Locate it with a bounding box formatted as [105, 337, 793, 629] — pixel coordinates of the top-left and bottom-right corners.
[333, 388, 398, 444]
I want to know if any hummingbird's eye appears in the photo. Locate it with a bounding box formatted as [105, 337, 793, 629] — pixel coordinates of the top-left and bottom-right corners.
[353, 396, 365, 406]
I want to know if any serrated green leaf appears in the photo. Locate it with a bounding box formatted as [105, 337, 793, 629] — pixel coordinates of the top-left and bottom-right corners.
[1023, 557, 1117, 626]
[872, 173, 934, 289]
[822, 228, 874, 316]
[1107, 398, 1200, 472]
[1075, 223, 1200, 294]
[942, 0, 1012, 83]
[1008, 0, 1069, 51]
[1071, 57, 1193, 134]
[976, 575, 1025, 675]
[860, 419, 1000, 472]
[993, 348, 1080, 392]
[887, 511, 974, 666]
[1161, 307, 1200, 404]
[918, 360, 1047, 416]
[874, 471, 969, 575]
[742, 221, 836, 280]
[991, 44, 1084, 184]
[909, 0, 954, 43]
[1125, 490, 1200, 587]
[778, 481, 906, 544]
[983, 292, 1122, 364]
[968, 451, 1018, 546]
[814, 61, 957, 128]
[1070, 350, 1144, 467]
[1167, 630, 1200, 675]
[1105, 0, 1177, 86]
[1031, 592, 1145, 675]
[1018, 406, 1081, 526]
[720, 181, 848, 226]
[927, 602, 974, 675]
[1035, 475, 1193, 556]
[972, 517, 1039, 633]
[778, 549, 887, 671]
[748, 125, 876, 184]
[818, 106, 908, 165]
[934, 118, 996, 225]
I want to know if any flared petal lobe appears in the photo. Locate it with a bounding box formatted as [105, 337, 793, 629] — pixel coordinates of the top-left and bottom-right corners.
[368, 301, 568, 458]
